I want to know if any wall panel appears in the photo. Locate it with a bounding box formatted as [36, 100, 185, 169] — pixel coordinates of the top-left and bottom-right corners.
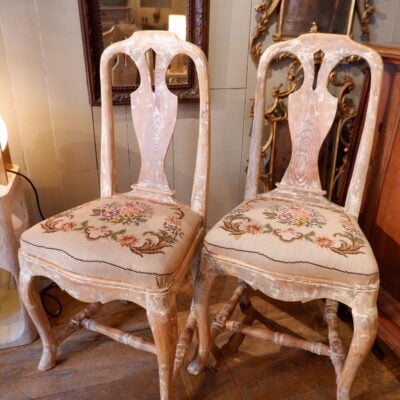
[0, 1, 63, 218]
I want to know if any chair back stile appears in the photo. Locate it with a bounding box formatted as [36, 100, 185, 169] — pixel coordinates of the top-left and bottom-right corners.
[99, 31, 210, 219]
[344, 47, 382, 216]
[245, 34, 383, 217]
[100, 42, 116, 198]
[189, 50, 210, 218]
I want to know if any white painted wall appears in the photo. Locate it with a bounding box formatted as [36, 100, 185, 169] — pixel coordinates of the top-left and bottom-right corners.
[0, 0, 398, 229]
[0, 0, 98, 221]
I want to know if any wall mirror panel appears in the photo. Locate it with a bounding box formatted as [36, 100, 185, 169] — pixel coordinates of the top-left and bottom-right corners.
[276, 0, 356, 41]
[78, 0, 209, 105]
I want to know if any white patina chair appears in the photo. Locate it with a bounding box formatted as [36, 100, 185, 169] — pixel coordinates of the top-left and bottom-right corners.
[188, 33, 382, 400]
[18, 31, 209, 400]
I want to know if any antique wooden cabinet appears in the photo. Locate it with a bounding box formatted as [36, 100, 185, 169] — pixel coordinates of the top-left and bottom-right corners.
[360, 43, 400, 356]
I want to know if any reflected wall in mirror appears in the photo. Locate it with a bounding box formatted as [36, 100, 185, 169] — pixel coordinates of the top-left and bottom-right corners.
[275, 0, 356, 41]
[79, 0, 209, 105]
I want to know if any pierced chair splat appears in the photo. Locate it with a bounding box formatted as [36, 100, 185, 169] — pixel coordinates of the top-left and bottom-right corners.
[188, 33, 382, 400]
[18, 30, 210, 400]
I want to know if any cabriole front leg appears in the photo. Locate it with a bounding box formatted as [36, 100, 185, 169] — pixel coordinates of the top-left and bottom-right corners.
[337, 294, 378, 400]
[146, 292, 178, 400]
[19, 267, 58, 371]
[187, 255, 216, 375]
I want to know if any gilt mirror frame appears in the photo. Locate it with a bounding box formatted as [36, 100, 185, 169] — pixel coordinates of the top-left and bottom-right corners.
[249, 0, 375, 64]
[78, 0, 209, 105]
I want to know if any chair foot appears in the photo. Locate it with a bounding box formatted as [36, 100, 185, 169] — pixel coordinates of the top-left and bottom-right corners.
[337, 388, 350, 400]
[187, 353, 207, 375]
[38, 344, 57, 371]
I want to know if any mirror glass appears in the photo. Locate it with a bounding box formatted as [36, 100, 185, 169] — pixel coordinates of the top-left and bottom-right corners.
[100, 0, 188, 87]
[79, 0, 209, 105]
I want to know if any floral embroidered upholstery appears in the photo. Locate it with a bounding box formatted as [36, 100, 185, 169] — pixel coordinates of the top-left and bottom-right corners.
[204, 195, 379, 287]
[20, 195, 203, 289]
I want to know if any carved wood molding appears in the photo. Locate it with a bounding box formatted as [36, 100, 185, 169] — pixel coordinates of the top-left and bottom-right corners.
[249, 0, 282, 64]
[356, 0, 375, 42]
[249, 0, 376, 64]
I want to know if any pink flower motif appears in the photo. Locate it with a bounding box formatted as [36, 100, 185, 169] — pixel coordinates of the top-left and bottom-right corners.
[293, 208, 312, 218]
[118, 234, 138, 247]
[60, 221, 77, 231]
[266, 204, 326, 228]
[341, 218, 356, 232]
[164, 216, 182, 227]
[315, 236, 334, 248]
[102, 209, 121, 218]
[121, 204, 142, 215]
[276, 210, 295, 223]
[244, 224, 262, 234]
[125, 201, 153, 216]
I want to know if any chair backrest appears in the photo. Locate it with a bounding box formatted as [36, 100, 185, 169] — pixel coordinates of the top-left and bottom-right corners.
[246, 33, 383, 217]
[99, 31, 210, 218]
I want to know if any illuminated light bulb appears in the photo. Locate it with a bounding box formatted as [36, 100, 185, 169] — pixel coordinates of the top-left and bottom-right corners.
[168, 15, 187, 75]
[168, 14, 186, 40]
[0, 116, 8, 151]
[0, 116, 11, 185]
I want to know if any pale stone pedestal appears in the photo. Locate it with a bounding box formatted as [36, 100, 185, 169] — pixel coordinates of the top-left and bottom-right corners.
[0, 166, 37, 348]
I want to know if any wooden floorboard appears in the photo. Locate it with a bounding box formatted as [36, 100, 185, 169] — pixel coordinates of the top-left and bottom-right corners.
[0, 276, 399, 399]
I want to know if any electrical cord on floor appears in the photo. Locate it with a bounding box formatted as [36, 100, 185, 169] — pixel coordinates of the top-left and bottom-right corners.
[6, 168, 63, 317]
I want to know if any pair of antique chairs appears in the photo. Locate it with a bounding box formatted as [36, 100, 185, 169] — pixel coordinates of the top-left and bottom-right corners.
[18, 30, 382, 399]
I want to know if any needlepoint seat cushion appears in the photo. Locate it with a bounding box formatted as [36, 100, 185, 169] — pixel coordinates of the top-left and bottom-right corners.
[203, 194, 379, 288]
[20, 194, 203, 290]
